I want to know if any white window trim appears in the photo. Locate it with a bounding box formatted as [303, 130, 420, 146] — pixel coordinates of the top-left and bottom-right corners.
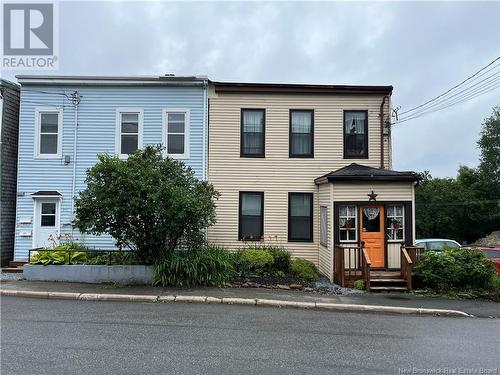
[339, 205, 358, 243]
[31, 197, 62, 249]
[115, 108, 144, 159]
[387, 204, 405, 242]
[162, 108, 190, 159]
[34, 107, 63, 159]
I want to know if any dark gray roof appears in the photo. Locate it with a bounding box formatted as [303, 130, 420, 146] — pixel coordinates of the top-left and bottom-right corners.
[31, 190, 62, 196]
[315, 163, 421, 184]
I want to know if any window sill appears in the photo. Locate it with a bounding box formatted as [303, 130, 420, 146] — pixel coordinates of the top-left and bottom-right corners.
[35, 155, 62, 160]
[238, 238, 263, 242]
[289, 154, 314, 159]
[288, 239, 314, 243]
[240, 154, 265, 158]
[343, 155, 369, 159]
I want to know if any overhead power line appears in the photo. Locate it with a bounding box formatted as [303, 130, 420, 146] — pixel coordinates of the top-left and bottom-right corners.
[397, 56, 500, 118]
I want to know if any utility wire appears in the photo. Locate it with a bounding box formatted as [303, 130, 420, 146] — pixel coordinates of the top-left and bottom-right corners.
[398, 56, 500, 116]
[395, 81, 500, 124]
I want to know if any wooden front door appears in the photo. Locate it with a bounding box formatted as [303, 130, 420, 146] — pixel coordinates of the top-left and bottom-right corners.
[360, 205, 385, 268]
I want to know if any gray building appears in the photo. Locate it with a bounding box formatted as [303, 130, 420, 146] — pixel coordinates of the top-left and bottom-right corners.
[1, 79, 20, 266]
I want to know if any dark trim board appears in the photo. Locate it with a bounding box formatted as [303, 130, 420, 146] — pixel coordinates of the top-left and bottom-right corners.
[333, 200, 413, 270]
[212, 82, 394, 95]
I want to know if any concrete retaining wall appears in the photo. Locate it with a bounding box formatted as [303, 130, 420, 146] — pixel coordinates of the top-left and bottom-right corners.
[23, 265, 154, 284]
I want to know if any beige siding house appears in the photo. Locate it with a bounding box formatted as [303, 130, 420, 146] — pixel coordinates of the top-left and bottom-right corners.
[207, 82, 420, 288]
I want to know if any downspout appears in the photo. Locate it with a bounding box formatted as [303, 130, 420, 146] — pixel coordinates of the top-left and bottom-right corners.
[70, 92, 80, 233]
[379, 95, 388, 169]
[202, 80, 208, 181]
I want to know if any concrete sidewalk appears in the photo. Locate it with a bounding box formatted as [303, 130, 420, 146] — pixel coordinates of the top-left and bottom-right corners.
[1, 279, 498, 318]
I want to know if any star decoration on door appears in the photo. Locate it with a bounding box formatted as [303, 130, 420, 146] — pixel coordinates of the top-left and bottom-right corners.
[368, 190, 378, 201]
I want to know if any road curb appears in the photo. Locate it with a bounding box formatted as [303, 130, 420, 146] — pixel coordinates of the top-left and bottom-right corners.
[0, 289, 472, 317]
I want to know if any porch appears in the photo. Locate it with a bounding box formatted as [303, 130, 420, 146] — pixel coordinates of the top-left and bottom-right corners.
[333, 243, 425, 291]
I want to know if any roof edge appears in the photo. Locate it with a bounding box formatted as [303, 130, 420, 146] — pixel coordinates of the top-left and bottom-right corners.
[212, 81, 393, 95]
[15, 75, 208, 86]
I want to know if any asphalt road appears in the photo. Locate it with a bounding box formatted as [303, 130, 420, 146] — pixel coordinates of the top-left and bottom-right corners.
[1, 297, 498, 375]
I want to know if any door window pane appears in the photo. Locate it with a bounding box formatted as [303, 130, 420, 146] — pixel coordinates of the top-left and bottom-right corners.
[41, 203, 56, 227]
[362, 207, 380, 232]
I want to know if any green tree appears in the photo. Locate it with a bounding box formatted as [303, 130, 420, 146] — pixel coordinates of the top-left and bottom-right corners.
[415, 106, 500, 244]
[75, 146, 219, 263]
[477, 106, 500, 197]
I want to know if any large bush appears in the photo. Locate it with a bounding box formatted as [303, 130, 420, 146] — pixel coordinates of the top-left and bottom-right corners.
[238, 247, 274, 275]
[415, 247, 497, 292]
[75, 146, 219, 263]
[154, 245, 234, 286]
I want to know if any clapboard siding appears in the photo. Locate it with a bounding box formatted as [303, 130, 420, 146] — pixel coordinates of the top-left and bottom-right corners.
[332, 182, 413, 201]
[318, 182, 333, 279]
[207, 92, 391, 264]
[1, 80, 20, 265]
[14, 83, 206, 260]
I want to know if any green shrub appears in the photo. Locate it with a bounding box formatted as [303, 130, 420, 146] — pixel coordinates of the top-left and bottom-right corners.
[290, 258, 318, 283]
[30, 248, 88, 265]
[415, 247, 497, 292]
[154, 245, 234, 286]
[238, 247, 274, 276]
[267, 246, 291, 273]
[353, 279, 365, 290]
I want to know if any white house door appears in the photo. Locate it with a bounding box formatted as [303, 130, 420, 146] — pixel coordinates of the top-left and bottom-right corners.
[33, 199, 60, 248]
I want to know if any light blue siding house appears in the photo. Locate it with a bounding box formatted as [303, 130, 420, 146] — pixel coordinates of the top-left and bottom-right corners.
[14, 75, 208, 260]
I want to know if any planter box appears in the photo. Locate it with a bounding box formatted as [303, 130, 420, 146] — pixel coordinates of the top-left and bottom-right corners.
[23, 264, 154, 285]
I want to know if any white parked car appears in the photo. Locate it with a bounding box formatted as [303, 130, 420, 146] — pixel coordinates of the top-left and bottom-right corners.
[415, 238, 461, 252]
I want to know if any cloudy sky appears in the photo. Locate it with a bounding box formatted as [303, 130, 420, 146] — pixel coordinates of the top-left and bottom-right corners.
[2, 1, 499, 177]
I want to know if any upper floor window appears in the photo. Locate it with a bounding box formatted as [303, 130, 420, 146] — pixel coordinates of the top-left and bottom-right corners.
[288, 192, 313, 242]
[239, 192, 264, 241]
[289, 110, 314, 158]
[344, 110, 368, 159]
[164, 109, 190, 158]
[241, 109, 265, 157]
[35, 108, 62, 158]
[116, 109, 143, 158]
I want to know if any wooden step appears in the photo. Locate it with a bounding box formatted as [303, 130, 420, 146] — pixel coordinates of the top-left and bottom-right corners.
[9, 260, 27, 268]
[370, 278, 406, 283]
[370, 286, 408, 292]
[1, 267, 24, 273]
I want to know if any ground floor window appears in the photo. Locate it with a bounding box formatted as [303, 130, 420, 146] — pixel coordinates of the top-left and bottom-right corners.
[239, 192, 264, 240]
[386, 204, 404, 241]
[288, 193, 313, 241]
[320, 206, 328, 246]
[339, 205, 357, 242]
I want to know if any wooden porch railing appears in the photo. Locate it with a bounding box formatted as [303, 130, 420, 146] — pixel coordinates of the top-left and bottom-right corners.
[334, 241, 370, 289]
[361, 247, 371, 291]
[400, 247, 413, 291]
[400, 245, 425, 291]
